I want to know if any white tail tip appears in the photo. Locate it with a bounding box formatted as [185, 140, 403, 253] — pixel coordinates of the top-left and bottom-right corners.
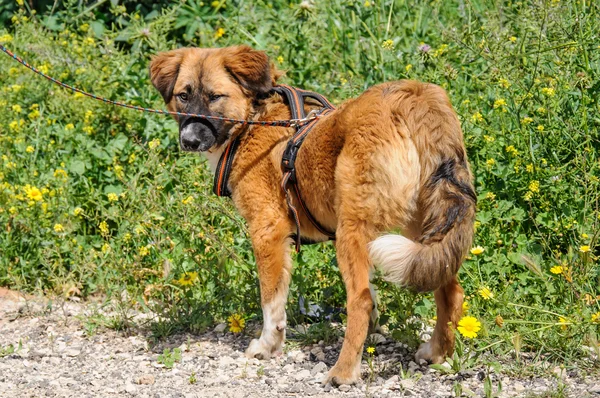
[368, 234, 418, 285]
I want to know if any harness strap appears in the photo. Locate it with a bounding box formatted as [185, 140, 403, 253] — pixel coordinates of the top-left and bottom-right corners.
[213, 134, 242, 197]
[281, 107, 336, 252]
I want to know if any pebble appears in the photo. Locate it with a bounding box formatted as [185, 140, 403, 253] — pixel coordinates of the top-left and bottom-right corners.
[311, 361, 327, 375]
[213, 323, 227, 333]
[294, 369, 311, 381]
[135, 374, 155, 385]
[339, 384, 351, 392]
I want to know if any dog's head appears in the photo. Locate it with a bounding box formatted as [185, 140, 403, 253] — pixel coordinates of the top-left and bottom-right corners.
[150, 46, 277, 152]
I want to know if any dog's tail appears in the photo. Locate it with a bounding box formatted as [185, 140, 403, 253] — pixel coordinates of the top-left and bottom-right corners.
[369, 81, 476, 292]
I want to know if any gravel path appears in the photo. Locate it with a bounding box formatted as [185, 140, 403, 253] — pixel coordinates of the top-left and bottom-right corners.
[1, 288, 598, 398]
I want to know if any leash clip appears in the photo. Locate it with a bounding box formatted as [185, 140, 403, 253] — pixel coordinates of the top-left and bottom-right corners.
[290, 109, 320, 128]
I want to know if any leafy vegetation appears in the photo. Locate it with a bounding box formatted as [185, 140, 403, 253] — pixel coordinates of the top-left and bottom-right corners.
[1, 0, 599, 371]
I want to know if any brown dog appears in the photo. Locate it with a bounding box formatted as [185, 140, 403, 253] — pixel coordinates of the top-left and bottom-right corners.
[150, 45, 476, 385]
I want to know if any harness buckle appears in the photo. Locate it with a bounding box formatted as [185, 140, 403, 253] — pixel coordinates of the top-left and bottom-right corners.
[281, 141, 299, 172]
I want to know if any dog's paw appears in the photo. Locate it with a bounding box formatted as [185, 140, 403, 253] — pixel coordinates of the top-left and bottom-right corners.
[415, 341, 444, 364]
[323, 364, 360, 387]
[245, 338, 281, 360]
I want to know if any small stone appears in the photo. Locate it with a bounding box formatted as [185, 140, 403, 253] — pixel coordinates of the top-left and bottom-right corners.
[213, 323, 227, 333]
[552, 366, 567, 379]
[418, 359, 428, 366]
[384, 375, 399, 388]
[294, 369, 311, 381]
[312, 361, 328, 375]
[218, 356, 235, 367]
[514, 382, 526, 392]
[125, 383, 137, 394]
[408, 361, 419, 372]
[588, 384, 600, 393]
[400, 378, 415, 389]
[369, 333, 386, 345]
[339, 384, 351, 392]
[323, 383, 332, 392]
[135, 374, 155, 385]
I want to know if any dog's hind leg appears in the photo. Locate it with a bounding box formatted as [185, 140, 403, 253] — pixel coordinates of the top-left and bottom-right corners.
[245, 219, 294, 360]
[325, 219, 375, 385]
[416, 276, 464, 363]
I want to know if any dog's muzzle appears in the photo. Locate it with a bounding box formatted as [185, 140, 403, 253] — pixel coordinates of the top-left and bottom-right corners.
[180, 119, 217, 152]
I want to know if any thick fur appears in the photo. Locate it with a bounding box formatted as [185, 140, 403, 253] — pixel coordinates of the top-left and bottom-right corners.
[150, 46, 476, 385]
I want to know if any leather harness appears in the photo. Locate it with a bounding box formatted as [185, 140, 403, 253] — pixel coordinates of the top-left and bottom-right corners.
[212, 84, 337, 251]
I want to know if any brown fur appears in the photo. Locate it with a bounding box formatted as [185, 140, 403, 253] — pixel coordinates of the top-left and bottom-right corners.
[150, 46, 476, 385]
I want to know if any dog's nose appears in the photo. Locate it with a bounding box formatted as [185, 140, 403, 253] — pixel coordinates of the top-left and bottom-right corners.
[181, 135, 201, 151]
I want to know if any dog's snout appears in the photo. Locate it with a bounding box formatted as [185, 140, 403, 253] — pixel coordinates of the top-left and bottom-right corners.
[181, 134, 202, 151]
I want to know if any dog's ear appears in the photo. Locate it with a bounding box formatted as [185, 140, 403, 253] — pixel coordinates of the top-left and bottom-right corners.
[224, 45, 273, 96]
[150, 49, 186, 103]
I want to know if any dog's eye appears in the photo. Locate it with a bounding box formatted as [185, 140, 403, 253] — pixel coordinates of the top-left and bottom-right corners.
[177, 93, 189, 102]
[208, 93, 224, 102]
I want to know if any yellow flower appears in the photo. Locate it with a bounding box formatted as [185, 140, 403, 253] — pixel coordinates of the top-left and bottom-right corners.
[541, 87, 555, 97]
[26, 146, 34, 153]
[471, 112, 483, 123]
[508, 36, 517, 43]
[537, 125, 544, 132]
[505, 145, 519, 156]
[101, 243, 111, 253]
[521, 117, 533, 125]
[53, 169, 68, 179]
[129, 153, 136, 164]
[529, 180, 540, 193]
[138, 245, 150, 257]
[470, 246, 485, 255]
[65, 123, 74, 131]
[486, 158, 495, 167]
[366, 346, 375, 354]
[25, 185, 43, 201]
[177, 271, 199, 286]
[364, 1, 371, 6]
[107, 193, 119, 202]
[148, 138, 161, 149]
[211, 0, 221, 7]
[382, 39, 394, 50]
[558, 316, 569, 330]
[493, 98, 506, 109]
[99, 221, 109, 236]
[405, 64, 413, 72]
[457, 316, 481, 339]
[53, 224, 64, 233]
[462, 301, 469, 312]
[0, 34, 13, 42]
[498, 78, 510, 89]
[214, 27, 225, 39]
[591, 312, 600, 323]
[478, 287, 494, 300]
[73, 207, 83, 216]
[485, 192, 496, 200]
[550, 265, 563, 274]
[12, 104, 22, 113]
[276, 56, 284, 64]
[526, 163, 534, 173]
[228, 313, 245, 333]
[579, 245, 591, 253]
[182, 195, 194, 205]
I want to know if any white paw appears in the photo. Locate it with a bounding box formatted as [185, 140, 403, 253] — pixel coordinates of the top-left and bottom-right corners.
[415, 341, 444, 364]
[245, 338, 282, 360]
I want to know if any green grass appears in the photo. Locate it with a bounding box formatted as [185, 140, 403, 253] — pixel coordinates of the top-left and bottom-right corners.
[0, 0, 599, 371]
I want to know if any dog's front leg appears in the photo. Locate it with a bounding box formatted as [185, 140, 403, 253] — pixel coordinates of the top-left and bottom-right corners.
[326, 219, 374, 385]
[245, 219, 293, 360]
